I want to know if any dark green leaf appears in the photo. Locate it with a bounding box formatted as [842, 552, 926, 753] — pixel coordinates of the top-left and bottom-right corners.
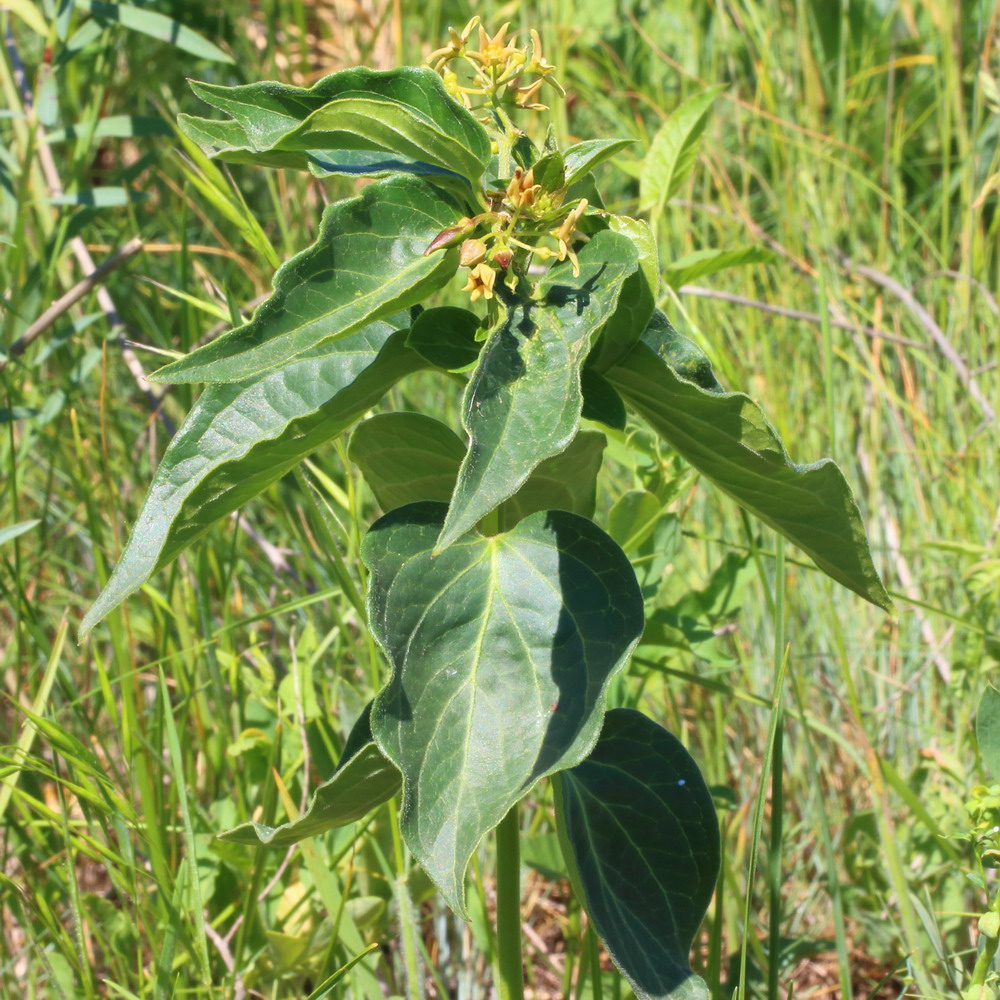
[557, 709, 720, 1000]
[977, 686, 1000, 780]
[364, 503, 644, 914]
[662, 246, 773, 289]
[218, 705, 400, 846]
[436, 230, 639, 551]
[406, 306, 483, 371]
[150, 177, 459, 384]
[350, 413, 605, 522]
[80, 322, 423, 636]
[563, 139, 635, 186]
[607, 329, 893, 612]
[581, 369, 627, 430]
[641, 311, 723, 392]
[180, 67, 490, 181]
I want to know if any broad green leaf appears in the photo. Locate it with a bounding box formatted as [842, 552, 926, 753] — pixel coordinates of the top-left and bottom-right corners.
[76, 1, 233, 63]
[349, 412, 465, 511]
[557, 709, 719, 1000]
[181, 67, 491, 182]
[563, 139, 635, 186]
[350, 412, 606, 521]
[589, 216, 657, 372]
[977, 686, 1000, 780]
[607, 322, 893, 612]
[662, 246, 773, 289]
[218, 705, 401, 846]
[436, 230, 639, 551]
[639, 87, 724, 217]
[150, 177, 459, 384]
[364, 503, 644, 914]
[406, 306, 483, 371]
[80, 322, 423, 636]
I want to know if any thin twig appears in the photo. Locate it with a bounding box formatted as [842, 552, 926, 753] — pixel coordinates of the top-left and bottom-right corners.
[842, 256, 997, 427]
[0, 238, 144, 371]
[674, 284, 926, 348]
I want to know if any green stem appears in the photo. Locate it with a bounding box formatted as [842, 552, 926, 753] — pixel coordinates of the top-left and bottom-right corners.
[495, 803, 524, 1000]
[388, 800, 423, 1000]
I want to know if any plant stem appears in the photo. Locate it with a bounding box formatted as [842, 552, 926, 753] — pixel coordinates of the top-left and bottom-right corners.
[495, 803, 524, 1000]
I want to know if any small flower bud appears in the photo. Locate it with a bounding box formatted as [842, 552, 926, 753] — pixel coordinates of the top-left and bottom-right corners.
[424, 218, 476, 255]
[460, 238, 488, 267]
[492, 248, 513, 268]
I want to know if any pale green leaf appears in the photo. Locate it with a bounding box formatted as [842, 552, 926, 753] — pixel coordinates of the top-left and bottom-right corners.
[364, 503, 644, 914]
[662, 246, 773, 289]
[150, 177, 459, 384]
[0, 520, 41, 547]
[639, 87, 724, 217]
[557, 709, 719, 1000]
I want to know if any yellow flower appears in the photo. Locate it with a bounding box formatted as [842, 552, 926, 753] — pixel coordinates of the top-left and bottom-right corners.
[463, 263, 497, 301]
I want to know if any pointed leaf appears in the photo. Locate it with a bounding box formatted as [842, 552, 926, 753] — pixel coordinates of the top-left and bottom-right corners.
[150, 177, 459, 384]
[363, 503, 644, 914]
[581, 369, 627, 430]
[80, 323, 424, 636]
[662, 246, 773, 289]
[639, 87, 724, 217]
[557, 709, 720, 1000]
[436, 230, 638, 550]
[180, 67, 490, 181]
[350, 413, 606, 521]
[530, 152, 566, 193]
[218, 705, 401, 846]
[563, 139, 635, 186]
[607, 322, 893, 612]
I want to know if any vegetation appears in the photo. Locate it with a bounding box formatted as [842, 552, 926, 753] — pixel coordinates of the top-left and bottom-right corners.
[1, 2, 997, 999]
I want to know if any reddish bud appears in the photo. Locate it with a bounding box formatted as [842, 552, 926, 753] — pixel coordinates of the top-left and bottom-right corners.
[424, 217, 475, 255]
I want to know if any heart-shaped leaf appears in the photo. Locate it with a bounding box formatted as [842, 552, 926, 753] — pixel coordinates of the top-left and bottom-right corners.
[557, 708, 720, 1000]
[363, 503, 644, 914]
[436, 230, 638, 551]
[80, 322, 423, 636]
[151, 176, 460, 384]
[180, 67, 491, 181]
[218, 705, 401, 847]
[607, 319, 893, 612]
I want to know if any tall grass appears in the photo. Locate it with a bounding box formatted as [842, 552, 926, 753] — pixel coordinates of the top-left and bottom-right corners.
[2, 1, 997, 997]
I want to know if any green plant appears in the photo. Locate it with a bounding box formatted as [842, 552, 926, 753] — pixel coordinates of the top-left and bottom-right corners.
[79, 18, 893, 1000]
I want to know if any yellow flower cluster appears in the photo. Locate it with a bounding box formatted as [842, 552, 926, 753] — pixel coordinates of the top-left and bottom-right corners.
[427, 18, 563, 115]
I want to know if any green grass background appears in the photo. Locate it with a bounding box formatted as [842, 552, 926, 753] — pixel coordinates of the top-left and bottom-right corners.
[1, 1, 998, 997]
